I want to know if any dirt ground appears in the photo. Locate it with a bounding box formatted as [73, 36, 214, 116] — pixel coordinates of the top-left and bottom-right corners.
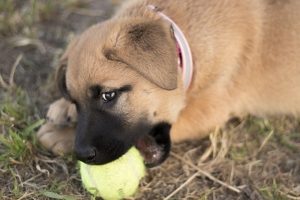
[1, 1, 300, 199]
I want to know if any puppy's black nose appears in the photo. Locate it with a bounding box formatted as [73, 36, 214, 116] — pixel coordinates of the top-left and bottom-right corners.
[75, 146, 96, 163]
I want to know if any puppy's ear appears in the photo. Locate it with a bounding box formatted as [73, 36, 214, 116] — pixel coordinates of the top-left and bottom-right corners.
[56, 37, 79, 100]
[106, 20, 178, 90]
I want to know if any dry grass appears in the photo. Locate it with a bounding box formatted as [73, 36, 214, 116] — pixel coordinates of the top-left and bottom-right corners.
[1, 1, 300, 200]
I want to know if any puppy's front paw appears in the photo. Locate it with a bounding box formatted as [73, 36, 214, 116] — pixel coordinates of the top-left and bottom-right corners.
[47, 98, 77, 127]
[37, 122, 75, 155]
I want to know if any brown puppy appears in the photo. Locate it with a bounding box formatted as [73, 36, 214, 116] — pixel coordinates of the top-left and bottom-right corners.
[38, 0, 300, 167]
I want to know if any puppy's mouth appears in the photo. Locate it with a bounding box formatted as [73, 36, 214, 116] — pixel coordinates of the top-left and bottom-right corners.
[135, 122, 171, 168]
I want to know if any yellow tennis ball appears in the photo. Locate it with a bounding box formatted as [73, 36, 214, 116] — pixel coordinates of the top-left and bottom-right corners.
[79, 147, 146, 200]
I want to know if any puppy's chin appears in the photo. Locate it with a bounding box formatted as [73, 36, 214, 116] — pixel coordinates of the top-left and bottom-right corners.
[135, 122, 171, 168]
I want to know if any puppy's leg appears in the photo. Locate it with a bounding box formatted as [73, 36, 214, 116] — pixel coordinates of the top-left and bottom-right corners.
[37, 98, 77, 155]
[46, 98, 77, 126]
[37, 124, 75, 155]
[171, 92, 232, 142]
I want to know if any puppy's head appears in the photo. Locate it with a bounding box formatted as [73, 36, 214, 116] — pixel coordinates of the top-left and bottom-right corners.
[57, 18, 185, 167]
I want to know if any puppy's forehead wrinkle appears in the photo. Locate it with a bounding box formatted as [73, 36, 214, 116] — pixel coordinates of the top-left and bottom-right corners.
[112, 29, 125, 48]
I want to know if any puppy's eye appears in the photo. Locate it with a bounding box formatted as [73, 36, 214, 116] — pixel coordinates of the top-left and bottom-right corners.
[101, 91, 116, 102]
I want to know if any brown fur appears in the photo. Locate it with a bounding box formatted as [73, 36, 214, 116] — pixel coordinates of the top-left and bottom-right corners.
[38, 0, 300, 155]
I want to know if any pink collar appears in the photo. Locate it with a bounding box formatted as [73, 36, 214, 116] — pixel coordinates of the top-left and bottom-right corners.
[148, 5, 193, 90]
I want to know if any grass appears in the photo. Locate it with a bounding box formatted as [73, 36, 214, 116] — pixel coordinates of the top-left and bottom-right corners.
[0, 1, 87, 199]
[0, 87, 46, 199]
[1, 0, 300, 199]
[0, 87, 42, 164]
[259, 180, 288, 200]
[0, 52, 84, 196]
[0, 0, 88, 37]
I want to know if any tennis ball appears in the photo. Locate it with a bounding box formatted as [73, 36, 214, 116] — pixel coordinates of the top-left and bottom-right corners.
[79, 147, 146, 200]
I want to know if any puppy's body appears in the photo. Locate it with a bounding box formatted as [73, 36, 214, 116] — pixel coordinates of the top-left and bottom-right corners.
[113, 0, 300, 141]
[38, 0, 300, 165]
